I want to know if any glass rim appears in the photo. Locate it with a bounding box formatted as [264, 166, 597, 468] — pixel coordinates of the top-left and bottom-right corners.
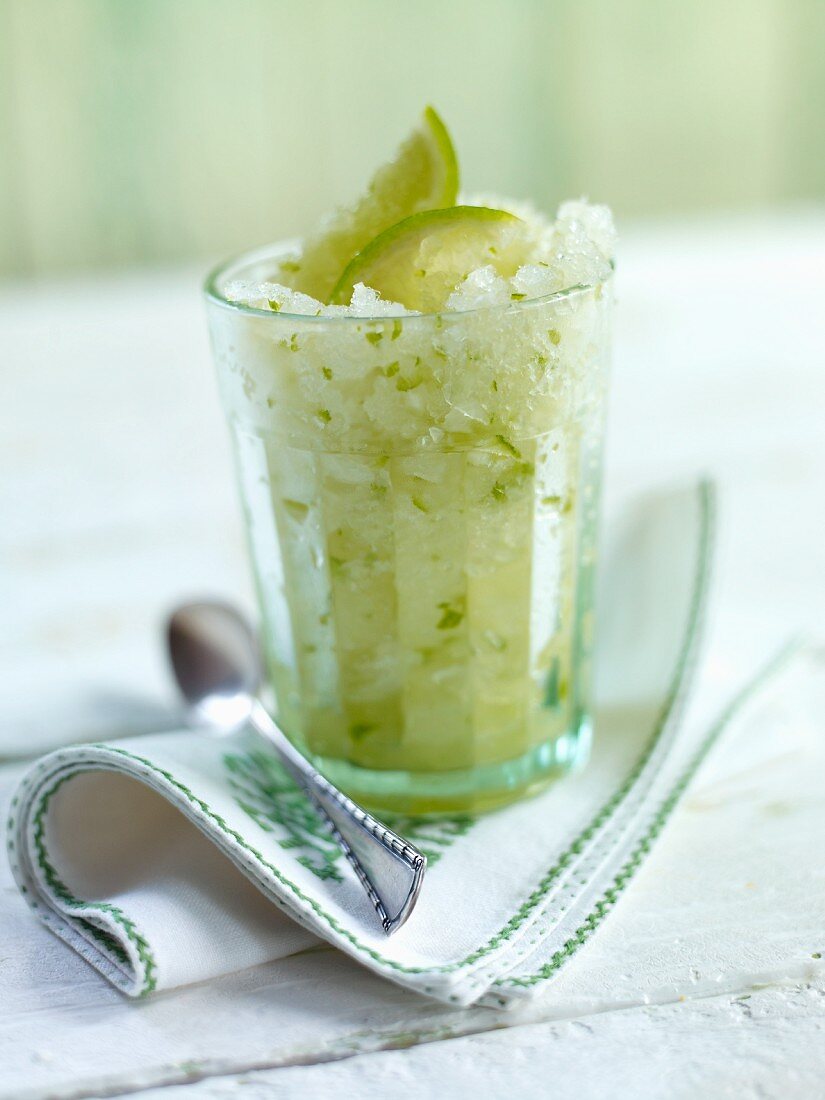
[203, 239, 612, 325]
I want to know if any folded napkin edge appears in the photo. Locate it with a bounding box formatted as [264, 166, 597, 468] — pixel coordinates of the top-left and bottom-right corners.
[6, 478, 732, 1007]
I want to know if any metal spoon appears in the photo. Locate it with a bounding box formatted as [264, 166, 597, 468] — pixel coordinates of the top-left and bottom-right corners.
[167, 601, 425, 934]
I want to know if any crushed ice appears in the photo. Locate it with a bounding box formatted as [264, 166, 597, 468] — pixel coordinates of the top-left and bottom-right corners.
[225, 198, 615, 317]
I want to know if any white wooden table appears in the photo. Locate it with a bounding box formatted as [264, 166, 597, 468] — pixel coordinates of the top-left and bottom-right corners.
[2, 213, 825, 1099]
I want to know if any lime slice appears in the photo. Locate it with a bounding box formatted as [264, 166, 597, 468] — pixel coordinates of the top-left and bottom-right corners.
[330, 206, 527, 312]
[283, 106, 459, 303]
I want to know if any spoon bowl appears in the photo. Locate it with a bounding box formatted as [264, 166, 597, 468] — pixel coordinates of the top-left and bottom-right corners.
[168, 602, 258, 733]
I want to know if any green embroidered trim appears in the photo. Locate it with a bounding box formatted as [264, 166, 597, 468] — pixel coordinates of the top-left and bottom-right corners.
[498, 640, 799, 993]
[30, 772, 158, 995]
[225, 750, 348, 883]
[224, 748, 472, 883]
[21, 481, 715, 988]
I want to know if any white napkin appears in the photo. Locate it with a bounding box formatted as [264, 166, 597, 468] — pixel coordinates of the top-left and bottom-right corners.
[7, 482, 739, 1007]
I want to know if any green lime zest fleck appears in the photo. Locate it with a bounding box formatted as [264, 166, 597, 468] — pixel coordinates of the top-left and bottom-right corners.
[266, 397, 276, 409]
[349, 722, 375, 741]
[280, 260, 301, 274]
[496, 459, 535, 492]
[544, 668, 568, 706]
[436, 600, 464, 630]
[495, 434, 521, 458]
[396, 375, 423, 392]
[316, 408, 332, 424]
[813, 952, 822, 959]
[548, 329, 561, 345]
[322, 366, 333, 379]
[383, 361, 400, 377]
[491, 379, 498, 392]
[370, 482, 388, 495]
[365, 330, 383, 346]
[267, 299, 281, 312]
[543, 659, 560, 708]
[391, 319, 403, 340]
[283, 499, 309, 521]
[540, 491, 571, 512]
[510, 292, 525, 301]
[411, 496, 429, 513]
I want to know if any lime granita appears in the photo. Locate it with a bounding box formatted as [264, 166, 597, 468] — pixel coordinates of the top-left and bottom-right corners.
[205, 107, 614, 814]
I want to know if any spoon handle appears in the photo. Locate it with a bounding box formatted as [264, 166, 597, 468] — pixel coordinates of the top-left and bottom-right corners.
[249, 701, 426, 934]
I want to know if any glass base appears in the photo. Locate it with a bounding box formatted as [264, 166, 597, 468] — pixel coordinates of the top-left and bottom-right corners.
[308, 715, 593, 818]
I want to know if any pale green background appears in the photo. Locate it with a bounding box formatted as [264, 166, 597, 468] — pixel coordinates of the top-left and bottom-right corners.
[1, 0, 823, 277]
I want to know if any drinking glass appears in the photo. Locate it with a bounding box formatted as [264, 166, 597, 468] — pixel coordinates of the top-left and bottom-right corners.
[205, 244, 612, 814]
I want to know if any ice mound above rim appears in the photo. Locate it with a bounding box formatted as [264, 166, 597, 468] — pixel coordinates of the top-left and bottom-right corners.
[225, 197, 615, 318]
[223, 280, 417, 318]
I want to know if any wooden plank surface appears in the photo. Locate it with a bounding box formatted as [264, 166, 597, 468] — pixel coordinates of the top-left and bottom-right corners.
[127, 985, 825, 1100]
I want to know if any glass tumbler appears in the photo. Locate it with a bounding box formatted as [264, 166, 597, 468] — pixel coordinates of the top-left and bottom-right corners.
[205, 245, 612, 815]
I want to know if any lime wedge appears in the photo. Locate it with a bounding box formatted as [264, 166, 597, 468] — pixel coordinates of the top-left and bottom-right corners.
[283, 106, 459, 303]
[330, 206, 527, 312]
